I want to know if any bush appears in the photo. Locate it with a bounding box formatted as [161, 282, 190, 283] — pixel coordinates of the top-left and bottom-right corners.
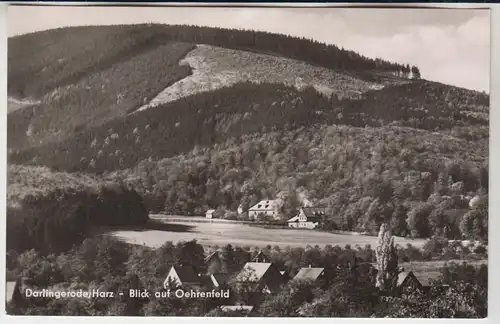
[422, 236, 449, 257]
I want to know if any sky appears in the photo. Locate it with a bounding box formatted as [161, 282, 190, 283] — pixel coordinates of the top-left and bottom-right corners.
[7, 5, 491, 92]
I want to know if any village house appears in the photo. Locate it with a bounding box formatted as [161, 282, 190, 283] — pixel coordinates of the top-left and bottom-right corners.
[248, 200, 282, 220]
[234, 262, 285, 295]
[205, 209, 218, 219]
[293, 266, 326, 283]
[252, 250, 271, 263]
[287, 207, 325, 229]
[6, 278, 27, 308]
[163, 265, 204, 290]
[394, 271, 424, 296]
[280, 270, 291, 282]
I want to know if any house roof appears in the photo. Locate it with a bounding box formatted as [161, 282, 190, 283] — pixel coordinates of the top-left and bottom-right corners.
[287, 216, 299, 222]
[206, 209, 216, 213]
[293, 267, 325, 281]
[6, 281, 17, 303]
[304, 216, 321, 223]
[249, 200, 279, 211]
[301, 207, 326, 217]
[252, 251, 271, 262]
[211, 273, 230, 287]
[172, 265, 201, 284]
[235, 262, 272, 282]
[397, 271, 423, 288]
[220, 305, 254, 313]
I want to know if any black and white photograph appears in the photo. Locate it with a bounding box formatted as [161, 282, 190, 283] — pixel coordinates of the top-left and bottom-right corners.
[5, 4, 489, 318]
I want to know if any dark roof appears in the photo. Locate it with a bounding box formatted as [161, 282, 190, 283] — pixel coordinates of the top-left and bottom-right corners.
[173, 265, 201, 284]
[211, 273, 230, 287]
[253, 251, 271, 262]
[293, 267, 325, 281]
[200, 275, 215, 288]
[301, 207, 326, 218]
[397, 271, 423, 288]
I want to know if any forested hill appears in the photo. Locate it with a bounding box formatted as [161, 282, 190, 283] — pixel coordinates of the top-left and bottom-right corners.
[8, 24, 416, 99]
[8, 24, 421, 152]
[9, 80, 489, 174]
[7, 24, 490, 244]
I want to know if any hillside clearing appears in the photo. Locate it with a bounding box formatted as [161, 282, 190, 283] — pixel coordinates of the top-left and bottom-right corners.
[136, 44, 400, 112]
[109, 219, 427, 249]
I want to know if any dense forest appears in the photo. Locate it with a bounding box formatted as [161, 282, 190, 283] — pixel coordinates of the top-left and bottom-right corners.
[9, 81, 488, 173]
[105, 123, 487, 241]
[6, 237, 487, 317]
[7, 165, 149, 254]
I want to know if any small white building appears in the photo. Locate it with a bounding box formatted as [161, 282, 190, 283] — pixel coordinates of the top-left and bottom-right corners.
[206, 209, 216, 219]
[248, 200, 281, 220]
[287, 207, 325, 229]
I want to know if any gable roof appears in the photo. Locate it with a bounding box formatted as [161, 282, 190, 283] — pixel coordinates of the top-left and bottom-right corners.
[170, 265, 201, 284]
[301, 207, 326, 217]
[6, 281, 18, 303]
[211, 273, 230, 287]
[287, 216, 299, 222]
[249, 200, 279, 211]
[252, 250, 271, 263]
[235, 262, 272, 282]
[397, 271, 422, 288]
[293, 267, 325, 281]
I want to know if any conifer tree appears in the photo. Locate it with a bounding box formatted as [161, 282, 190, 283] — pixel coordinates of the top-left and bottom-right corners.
[375, 223, 399, 293]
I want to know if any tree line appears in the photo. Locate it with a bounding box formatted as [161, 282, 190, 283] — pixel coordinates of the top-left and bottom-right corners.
[7, 183, 149, 255]
[6, 236, 487, 317]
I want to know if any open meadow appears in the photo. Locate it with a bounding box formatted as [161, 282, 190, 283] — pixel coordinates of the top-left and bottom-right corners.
[109, 217, 428, 249]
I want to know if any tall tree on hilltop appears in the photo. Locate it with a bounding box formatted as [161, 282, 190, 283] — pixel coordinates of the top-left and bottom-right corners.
[411, 66, 421, 79]
[375, 223, 399, 293]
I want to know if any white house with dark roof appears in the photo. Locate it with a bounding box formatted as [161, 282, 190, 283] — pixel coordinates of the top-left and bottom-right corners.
[287, 207, 325, 229]
[248, 200, 281, 220]
[164, 265, 203, 289]
[234, 262, 285, 294]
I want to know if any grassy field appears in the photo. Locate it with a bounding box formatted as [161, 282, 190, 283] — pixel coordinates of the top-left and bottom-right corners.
[109, 218, 427, 249]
